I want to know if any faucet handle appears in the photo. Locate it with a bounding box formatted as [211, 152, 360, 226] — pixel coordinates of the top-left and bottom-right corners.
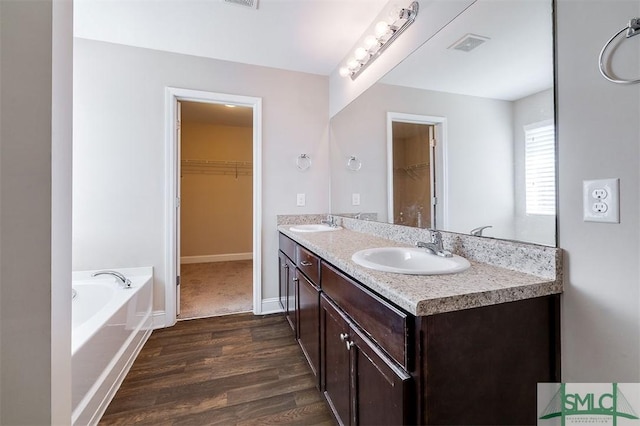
[429, 229, 442, 244]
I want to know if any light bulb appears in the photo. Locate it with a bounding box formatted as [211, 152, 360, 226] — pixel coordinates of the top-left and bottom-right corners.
[354, 47, 368, 61]
[388, 5, 402, 19]
[375, 21, 390, 38]
[364, 35, 378, 50]
[347, 58, 359, 70]
[339, 67, 350, 77]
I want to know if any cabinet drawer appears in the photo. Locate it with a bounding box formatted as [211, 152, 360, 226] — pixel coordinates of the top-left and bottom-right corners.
[279, 233, 296, 261]
[321, 262, 410, 369]
[296, 245, 321, 286]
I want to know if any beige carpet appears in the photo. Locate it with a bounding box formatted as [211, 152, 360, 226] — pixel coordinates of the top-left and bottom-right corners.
[178, 260, 253, 320]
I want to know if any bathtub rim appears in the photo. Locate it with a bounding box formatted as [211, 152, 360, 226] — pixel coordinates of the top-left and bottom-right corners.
[71, 266, 153, 355]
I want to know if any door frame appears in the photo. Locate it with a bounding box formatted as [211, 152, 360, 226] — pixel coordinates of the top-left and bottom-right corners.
[165, 87, 262, 327]
[386, 112, 448, 229]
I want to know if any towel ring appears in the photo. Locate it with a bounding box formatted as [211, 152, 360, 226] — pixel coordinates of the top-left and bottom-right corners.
[296, 153, 311, 171]
[599, 18, 640, 84]
[346, 156, 362, 171]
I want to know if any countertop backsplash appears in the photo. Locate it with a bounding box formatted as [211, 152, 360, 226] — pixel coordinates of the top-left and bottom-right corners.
[277, 214, 561, 282]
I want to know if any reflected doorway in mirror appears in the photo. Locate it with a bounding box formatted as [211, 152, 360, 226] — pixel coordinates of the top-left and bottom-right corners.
[387, 112, 447, 230]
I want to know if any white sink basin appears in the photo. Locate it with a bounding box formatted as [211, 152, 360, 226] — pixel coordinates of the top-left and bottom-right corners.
[289, 224, 342, 233]
[351, 247, 470, 275]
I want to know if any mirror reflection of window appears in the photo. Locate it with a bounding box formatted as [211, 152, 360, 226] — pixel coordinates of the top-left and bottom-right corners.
[524, 121, 556, 216]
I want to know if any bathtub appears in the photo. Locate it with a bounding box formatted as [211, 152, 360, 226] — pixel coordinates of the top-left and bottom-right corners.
[71, 267, 153, 426]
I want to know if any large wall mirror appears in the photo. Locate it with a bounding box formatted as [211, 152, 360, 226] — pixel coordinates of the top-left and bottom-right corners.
[330, 0, 556, 246]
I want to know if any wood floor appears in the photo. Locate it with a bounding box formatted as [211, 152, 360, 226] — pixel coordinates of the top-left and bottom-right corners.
[100, 313, 335, 425]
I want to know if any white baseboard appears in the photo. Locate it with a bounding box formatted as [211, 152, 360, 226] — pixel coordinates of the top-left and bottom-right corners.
[180, 252, 253, 264]
[152, 310, 170, 329]
[260, 297, 284, 315]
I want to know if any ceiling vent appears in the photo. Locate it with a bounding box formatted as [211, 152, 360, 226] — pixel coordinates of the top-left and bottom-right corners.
[448, 33, 490, 52]
[224, 0, 258, 9]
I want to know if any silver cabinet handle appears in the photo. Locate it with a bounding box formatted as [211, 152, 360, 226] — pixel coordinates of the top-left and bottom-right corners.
[284, 264, 289, 270]
[346, 341, 355, 350]
[300, 260, 313, 266]
[339, 333, 349, 342]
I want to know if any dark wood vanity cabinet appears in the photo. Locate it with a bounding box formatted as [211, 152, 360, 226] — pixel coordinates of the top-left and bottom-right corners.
[279, 234, 321, 386]
[278, 234, 297, 335]
[295, 244, 322, 386]
[320, 294, 352, 425]
[321, 294, 411, 426]
[278, 232, 560, 425]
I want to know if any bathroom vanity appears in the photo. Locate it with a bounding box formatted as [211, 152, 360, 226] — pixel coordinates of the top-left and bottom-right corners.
[278, 225, 561, 425]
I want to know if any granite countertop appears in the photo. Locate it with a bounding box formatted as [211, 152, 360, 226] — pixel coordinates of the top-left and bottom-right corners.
[278, 226, 562, 317]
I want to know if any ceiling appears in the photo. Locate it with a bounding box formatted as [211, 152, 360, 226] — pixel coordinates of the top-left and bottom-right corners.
[74, 0, 388, 76]
[74, 0, 554, 115]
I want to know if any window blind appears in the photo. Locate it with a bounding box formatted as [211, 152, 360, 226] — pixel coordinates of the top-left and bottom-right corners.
[525, 123, 556, 215]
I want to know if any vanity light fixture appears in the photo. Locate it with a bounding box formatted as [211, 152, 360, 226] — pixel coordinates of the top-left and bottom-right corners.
[339, 1, 419, 80]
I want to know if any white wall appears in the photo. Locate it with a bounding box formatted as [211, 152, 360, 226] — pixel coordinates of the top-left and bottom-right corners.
[513, 89, 555, 245]
[73, 39, 330, 313]
[557, 0, 640, 381]
[51, 0, 74, 422]
[330, 82, 515, 239]
[1, 0, 73, 423]
[1, 1, 53, 423]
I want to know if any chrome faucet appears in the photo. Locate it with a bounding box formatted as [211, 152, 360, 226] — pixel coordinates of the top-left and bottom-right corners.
[91, 270, 132, 288]
[321, 216, 338, 227]
[416, 230, 452, 258]
[470, 225, 493, 236]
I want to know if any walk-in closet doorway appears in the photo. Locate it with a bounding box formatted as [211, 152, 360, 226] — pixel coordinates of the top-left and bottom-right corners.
[165, 88, 263, 326]
[178, 101, 254, 319]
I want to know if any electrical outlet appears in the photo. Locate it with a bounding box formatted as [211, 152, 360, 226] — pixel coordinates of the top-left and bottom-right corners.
[592, 188, 608, 200]
[352, 193, 361, 206]
[296, 193, 305, 207]
[592, 202, 608, 213]
[583, 178, 619, 223]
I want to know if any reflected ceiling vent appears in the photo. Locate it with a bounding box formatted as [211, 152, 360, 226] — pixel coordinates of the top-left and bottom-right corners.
[449, 33, 490, 52]
[224, 0, 258, 9]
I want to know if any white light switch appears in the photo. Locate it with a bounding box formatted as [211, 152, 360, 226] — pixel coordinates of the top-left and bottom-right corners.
[352, 193, 361, 206]
[296, 193, 306, 207]
[583, 178, 619, 223]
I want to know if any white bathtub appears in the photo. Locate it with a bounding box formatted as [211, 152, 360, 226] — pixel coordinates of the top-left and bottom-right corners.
[71, 267, 153, 426]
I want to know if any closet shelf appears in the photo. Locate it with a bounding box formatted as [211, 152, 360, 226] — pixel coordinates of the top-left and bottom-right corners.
[394, 162, 429, 180]
[401, 162, 429, 171]
[181, 159, 253, 176]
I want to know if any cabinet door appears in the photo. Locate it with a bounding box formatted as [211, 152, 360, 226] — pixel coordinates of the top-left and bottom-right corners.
[321, 295, 351, 426]
[298, 273, 320, 386]
[350, 325, 412, 426]
[286, 258, 297, 335]
[278, 251, 288, 311]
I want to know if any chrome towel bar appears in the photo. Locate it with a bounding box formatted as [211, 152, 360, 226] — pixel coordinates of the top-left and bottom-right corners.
[599, 17, 640, 84]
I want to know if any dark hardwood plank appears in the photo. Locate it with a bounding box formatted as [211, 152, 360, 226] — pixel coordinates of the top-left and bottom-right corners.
[99, 313, 334, 425]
